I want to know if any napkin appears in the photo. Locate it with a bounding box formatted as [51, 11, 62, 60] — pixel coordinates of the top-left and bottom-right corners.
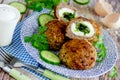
[1, 12, 49, 80]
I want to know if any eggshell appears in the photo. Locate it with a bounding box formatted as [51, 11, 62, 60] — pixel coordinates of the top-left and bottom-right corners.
[94, 0, 113, 16]
[101, 13, 120, 29]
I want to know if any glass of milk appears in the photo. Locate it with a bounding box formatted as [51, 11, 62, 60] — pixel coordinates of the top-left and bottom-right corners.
[0, 4, 20, 46]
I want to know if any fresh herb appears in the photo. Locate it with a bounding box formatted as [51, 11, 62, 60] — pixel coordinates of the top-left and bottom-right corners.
[24, 26, 49, 51]
[38, 26, 48, 34]
[64, 0, 69, 2]
[63, 12, 75, 21]
[76, 23, 90, 35]
[24, 36, 31, 42]
[25, 0, 63, 11]
[94, 35, 106, 62]
[108, 67, 118, 78]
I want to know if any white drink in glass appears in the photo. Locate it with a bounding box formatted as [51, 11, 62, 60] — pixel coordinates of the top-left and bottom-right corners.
[0, 4, 20, 46]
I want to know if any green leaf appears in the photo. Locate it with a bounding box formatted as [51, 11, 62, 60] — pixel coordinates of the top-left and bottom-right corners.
[45, 2, 54, 9]
[31, 34, 38, 40]
[38, 26, 48, 33]
[94, 35, 106, 63]
[31, 41, 39, 48]
[25, 0, 63, 11]
[43, 44, 49, 50]
[108, 67, 118, 78]
[96, 57, 103, 62]
[64, 0, 69, 2]
[97, 35, 103, 41]
[25, 25, 49, 52]
[53, 0, 62, 5]
[34, 2, 43, 11]
[24, 36, 31, 42]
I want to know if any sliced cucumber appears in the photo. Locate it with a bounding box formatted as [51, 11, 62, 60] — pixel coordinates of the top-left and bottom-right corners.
[73, 0, 90, 5]
[40, 50, 60, 65]
[38, 14, 54, 26]
[9, 1, 27, 14]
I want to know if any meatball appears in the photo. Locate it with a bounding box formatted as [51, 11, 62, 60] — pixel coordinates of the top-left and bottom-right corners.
[55, 3, 78, 23]
[45, 19, 67, 50]
[59, 39, 97, 70]
[66, 17, 102, 44]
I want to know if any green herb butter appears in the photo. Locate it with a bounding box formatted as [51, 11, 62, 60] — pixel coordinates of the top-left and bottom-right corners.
[76, 23, 90, 35]
[71, 21, 94, 37]
[63, 12, 75, 21]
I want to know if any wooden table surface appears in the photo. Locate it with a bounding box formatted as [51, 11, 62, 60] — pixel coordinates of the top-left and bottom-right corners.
[0, 0, 120, 80]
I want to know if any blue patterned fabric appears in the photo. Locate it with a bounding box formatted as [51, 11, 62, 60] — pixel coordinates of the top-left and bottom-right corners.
[2, 11, 49, 80]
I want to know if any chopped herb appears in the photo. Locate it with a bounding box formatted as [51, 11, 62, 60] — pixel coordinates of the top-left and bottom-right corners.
[25, 0, 62, 11]
[94, 35, 106, 62]
[76, 23, 90, 35]
[108, 67, 118, 78]
[63, 12, 75, 21]
[24, 26, 49, 51]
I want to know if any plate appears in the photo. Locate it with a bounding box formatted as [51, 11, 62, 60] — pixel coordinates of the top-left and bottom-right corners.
[20, 9, 118, 78]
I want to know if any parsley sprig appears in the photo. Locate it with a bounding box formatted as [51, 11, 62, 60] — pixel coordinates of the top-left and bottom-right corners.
[108, 67, 118, 78]
[24, 26, 49, 51]
[25, 0, 66, 11]
[94, 35, 106, 62]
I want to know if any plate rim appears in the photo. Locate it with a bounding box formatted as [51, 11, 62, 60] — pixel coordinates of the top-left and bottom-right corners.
[20, 9, 118, 78]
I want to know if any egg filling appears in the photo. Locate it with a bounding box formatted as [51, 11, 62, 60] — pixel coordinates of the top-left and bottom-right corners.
[59, 8, 76, 21]
[71, 21, 95, 37]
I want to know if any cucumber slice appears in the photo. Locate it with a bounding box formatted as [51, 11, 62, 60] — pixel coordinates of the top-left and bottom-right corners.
[38, 14, 54, 26]
[73, 0, 90, 5]
[9, 2, 27, 14]
[40, 50, 60, 65]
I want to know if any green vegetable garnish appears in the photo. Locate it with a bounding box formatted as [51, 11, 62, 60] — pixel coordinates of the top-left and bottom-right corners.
[9, 2, 27, 14]
[94, 35, 106, 62]
[108, 67, 118, 78]
[25, 0, 62, 11]
[24, 26, 49, 51]
[63, 12, 75, 21]
[24, 36, 31, 42]
[40, 50, 60, 65]
[74, 0, 90, 5]
[64, 0, 69, 3]
[75, 23, 90, 35]
[38, 26, 48, 34]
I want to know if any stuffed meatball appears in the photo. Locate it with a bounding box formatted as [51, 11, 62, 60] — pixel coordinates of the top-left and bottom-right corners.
[55, 3, 78, 23]
[66, 17, 102, 43]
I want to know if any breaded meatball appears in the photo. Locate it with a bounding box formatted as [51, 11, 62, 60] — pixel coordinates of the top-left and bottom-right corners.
[59, 39, 97, 70]
[45, 19, 67, 50]
[55, 3, 78, 23]
[66, 17, 102, 44]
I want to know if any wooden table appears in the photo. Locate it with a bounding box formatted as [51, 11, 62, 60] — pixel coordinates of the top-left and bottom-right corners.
[0, 0, 120, 80]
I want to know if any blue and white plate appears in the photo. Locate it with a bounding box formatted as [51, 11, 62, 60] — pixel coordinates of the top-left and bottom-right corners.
[20, 9, 118, 78]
